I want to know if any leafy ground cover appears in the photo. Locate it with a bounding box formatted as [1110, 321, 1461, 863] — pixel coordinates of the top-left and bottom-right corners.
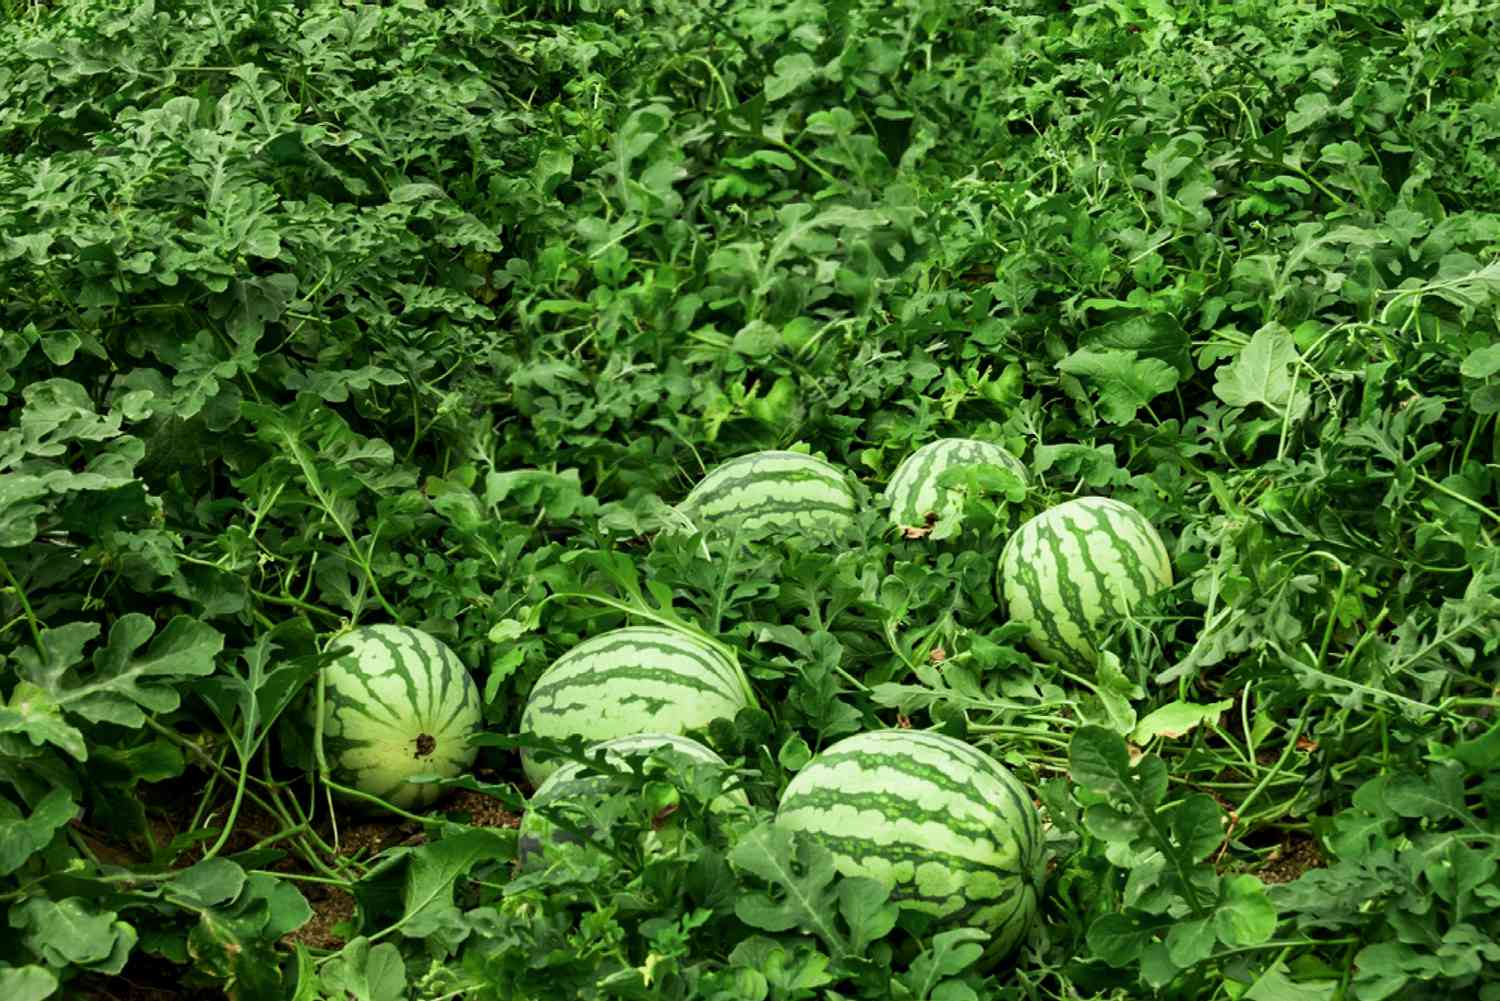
[2, 0, 1499, 998]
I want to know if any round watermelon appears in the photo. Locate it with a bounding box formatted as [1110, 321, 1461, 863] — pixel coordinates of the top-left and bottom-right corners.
[518, 626, 755, 788]
[998, 497, 1172, 671]
[517, 732, 746, 866]
[299, 625, 482, 811]
[676, 450, 857, 541]
[775, 729, 1044, 956]
[884, 438, 1028, 531]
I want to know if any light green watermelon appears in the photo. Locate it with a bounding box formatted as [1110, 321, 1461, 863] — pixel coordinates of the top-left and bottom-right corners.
[517, 732, 746, 866]
[676, 450, 857, 541]
[300, 625, 482, 811]
[998, 497, 1172, 671]
[518, 626, 755, 788]
[775, 729, 1044, 957]
[884, 438, 1027, 531]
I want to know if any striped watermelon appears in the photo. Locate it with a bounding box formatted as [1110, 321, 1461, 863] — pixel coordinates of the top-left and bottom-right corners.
[775, 729, 1043, 956]
[517, 732, 746, 866]
[998, 497, 1172, 671]
[884, 438, 1028, 531]
[301, 625, 482, 811]
[519, 626, 755, 788]
[676, 450, 856, 541]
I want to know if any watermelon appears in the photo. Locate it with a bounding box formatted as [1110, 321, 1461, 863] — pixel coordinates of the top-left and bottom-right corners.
[517, 732, 746, 866]
[300, 625, 482, 811]
[884, 438, 1028, 531]
[519, 626, 754, 788]
[676, 450, 856, 541]
[775, 729, 1043, 956]
[998, 497, 1172, 671]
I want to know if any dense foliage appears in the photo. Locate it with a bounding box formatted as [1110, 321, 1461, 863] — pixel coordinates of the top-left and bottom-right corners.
[2, 0, 1499, 999]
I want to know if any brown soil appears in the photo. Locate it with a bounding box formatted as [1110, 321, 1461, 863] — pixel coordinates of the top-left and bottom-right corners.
[1257, 835, 1325, 884]
[443, 787, 522, 829]
[283, 883, 357, 952]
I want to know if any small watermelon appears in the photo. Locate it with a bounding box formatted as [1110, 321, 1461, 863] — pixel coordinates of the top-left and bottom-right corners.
[518, 626, 754, 788]
[297, 625, 482, 811]
[884, 438, 1027, 531]
[774, 729, 1044, 957]
[676, 450, 857, 541]
[998, 497, 1172, 670]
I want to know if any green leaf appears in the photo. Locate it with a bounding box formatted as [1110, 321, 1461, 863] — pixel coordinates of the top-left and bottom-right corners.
[778, 734, 812, 772]
[1212, 325, 1306, 415]
[258, 891, 307, 949]
[10, 897, 136, 974]
[192, 621, 320, 767]
[1244, 962, 1338, 1001]
[1349, 941, 1412, 1001]
[165, 860, 247, 909]
[183, 874, 309, 999]
[899, 927, 989, 1000]
[1058, 348, 1179, 423]
[74, 615, 224, 725]
[766, 53, 818, 102]
[1381, 766, 1469, 823]
[0, 965, 58, 1001]
[1086, 912, 1161, 966]
[1286, 92, 1333, 134]
[1079, 312, 1193, 378]
[1140, 941, 1184, 989]
[1132, 699, 1234, 744]
[1165, 916, 1215, 968]
[11, 623, 96, 694]
[391, 830, 509, 942]
[727, 937, 834, 996]
[0, 788, 77, 876]
[1214, 874, 1277, 947]
[320, 938, 407, 1001]
[9, 617, 223, 746]
[0, 475, 49, 548]
[1172, 795, 1225, 863]
[1461, 343, 1500, 379]
[729, 823, 847, 954]
[837, 877, 899, 953]
[1070, 725, 1167, 808]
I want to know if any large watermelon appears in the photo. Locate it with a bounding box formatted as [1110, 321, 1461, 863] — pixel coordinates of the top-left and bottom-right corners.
[517, 732, 746, 866]
[676, 450, 856, 541]
[775, 729, 1044, 956]
[998, 497, 1172, 671]
[299, 625, 482, 811]
[519, 626, 754, 788]
[884, 438, 1028, 531]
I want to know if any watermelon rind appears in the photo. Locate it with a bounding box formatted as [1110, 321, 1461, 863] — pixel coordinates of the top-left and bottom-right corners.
[884, 437, 1028, 530]
[774, 729, 1044, 957]
[997, 496, 1172, 671]
[517, 732, 746, 866]
[675, 449, 857, 541]
[518, 626, 755, 788]
[301, 624, 482, 811]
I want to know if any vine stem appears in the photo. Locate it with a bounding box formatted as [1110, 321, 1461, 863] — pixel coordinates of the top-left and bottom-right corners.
[0, 556, 45, 655]
[141, 717, 349, 879]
